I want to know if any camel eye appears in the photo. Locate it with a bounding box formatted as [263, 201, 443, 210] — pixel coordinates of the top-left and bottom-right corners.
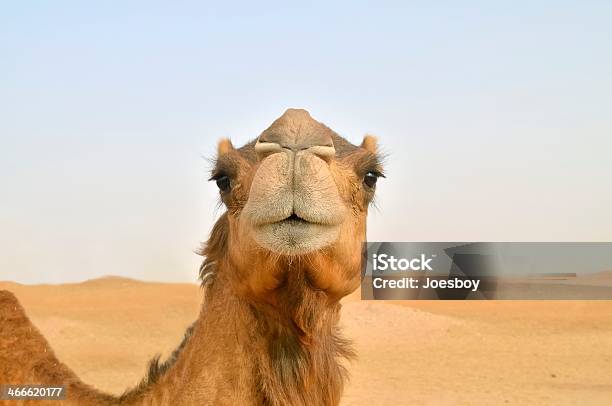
[215, 175, 231, 193]
[364, 171, 380, 188]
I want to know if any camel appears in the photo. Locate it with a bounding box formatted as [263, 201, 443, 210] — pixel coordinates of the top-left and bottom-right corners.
[0, 108, 384, 405]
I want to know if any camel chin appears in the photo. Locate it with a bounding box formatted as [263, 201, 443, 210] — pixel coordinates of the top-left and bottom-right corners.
[253, 220, 341, 255]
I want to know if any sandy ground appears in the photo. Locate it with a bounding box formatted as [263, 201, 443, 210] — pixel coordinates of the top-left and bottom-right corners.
[1, 277, 612, 405]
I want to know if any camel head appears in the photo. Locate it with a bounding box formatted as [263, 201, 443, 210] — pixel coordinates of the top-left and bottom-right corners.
[204, 109, 383, 306]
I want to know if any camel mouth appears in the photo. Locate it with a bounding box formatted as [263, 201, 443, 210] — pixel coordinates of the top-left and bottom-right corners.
[252, 211, 342, 228]
[278, 213, 310, 225]
[251, 213, 342, 255]
[271, 211, 343, 228]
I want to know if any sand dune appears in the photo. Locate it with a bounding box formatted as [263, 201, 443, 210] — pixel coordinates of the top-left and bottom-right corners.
[1, 277, 612, 405]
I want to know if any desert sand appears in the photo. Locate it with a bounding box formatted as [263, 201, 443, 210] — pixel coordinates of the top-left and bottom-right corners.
[1, 277, 612, 405]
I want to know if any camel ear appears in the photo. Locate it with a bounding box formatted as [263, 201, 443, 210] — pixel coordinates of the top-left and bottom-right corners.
[217, 138, 235, 156]
[360, 134, 378, 154]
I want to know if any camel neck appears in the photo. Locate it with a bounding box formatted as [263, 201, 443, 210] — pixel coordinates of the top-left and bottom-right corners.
[122, 271, 351, 406]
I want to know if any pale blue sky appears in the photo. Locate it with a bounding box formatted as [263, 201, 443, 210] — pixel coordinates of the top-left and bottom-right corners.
[1, 2, 611, 283]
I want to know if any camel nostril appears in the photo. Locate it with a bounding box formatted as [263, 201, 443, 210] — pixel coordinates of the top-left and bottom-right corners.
[306, 145, 336, 160]
[254, 141, 282, 158]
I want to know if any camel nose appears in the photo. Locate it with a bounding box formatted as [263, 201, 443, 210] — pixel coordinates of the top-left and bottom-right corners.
[254, 109, 336, 160]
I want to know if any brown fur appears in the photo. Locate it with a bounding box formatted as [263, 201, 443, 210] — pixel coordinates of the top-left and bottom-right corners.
[0, 110, 383, 405]
[0, 290, 115, 405]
